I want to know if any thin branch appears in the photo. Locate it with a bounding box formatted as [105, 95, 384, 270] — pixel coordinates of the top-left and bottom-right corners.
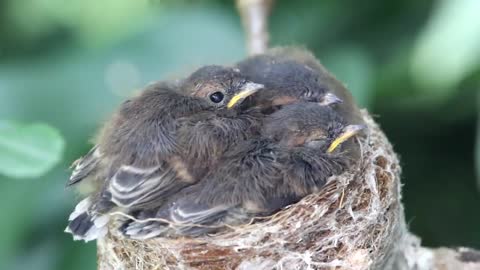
[236, 0, 273, 56]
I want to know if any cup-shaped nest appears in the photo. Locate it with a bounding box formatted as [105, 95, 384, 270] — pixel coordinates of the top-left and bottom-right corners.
[97, 110, 403, 270]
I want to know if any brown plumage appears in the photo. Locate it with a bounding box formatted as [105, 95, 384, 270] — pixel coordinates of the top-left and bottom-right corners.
[123, 103, 365, 239]
[65, 66, 264, 242]
[236, 47, 363, 125]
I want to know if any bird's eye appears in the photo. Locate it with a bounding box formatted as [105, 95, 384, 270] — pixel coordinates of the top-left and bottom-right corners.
[209, 91, 224, 103]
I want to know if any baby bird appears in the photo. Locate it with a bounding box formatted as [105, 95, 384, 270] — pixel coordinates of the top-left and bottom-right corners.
[236, 47, 363, 125]
[123, 103, 365, 239]
[65, 66, 263, 242]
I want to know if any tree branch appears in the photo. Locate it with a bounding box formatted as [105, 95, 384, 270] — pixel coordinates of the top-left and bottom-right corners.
[236, 0, 273, 55]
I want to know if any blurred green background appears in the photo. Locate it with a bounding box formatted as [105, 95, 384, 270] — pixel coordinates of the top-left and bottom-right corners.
[0, 0, 479, 269]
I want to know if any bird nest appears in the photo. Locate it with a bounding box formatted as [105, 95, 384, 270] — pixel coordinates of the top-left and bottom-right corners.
[97, 110, 403, 270]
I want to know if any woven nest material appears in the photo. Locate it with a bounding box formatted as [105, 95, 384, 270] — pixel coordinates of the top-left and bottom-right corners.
[97, 110, 404, 270]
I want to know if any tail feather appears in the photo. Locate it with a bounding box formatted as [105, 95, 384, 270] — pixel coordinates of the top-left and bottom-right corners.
[65, 197, 109, 242]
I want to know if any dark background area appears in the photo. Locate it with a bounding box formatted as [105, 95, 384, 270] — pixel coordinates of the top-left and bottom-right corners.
[0, 0, 478, 269]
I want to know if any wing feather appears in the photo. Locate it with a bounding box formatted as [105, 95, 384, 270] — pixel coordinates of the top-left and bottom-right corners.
[67, 146, 101, 187]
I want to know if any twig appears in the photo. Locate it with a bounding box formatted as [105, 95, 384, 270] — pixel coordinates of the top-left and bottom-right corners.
[236, 0, 273, 55]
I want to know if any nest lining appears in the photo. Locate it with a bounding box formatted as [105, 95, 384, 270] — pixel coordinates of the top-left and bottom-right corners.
[97, 110, 403, 270]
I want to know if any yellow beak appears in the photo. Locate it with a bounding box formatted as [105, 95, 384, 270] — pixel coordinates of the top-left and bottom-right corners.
[227, 82, 264, 109]
[327, 124, 366, 153]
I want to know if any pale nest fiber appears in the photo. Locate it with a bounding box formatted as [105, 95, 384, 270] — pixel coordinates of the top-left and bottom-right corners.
[97, 110, 405, 270]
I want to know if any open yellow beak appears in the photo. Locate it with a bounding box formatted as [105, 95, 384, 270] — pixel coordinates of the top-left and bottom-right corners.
[227, 82, 264, 109]
[327, 124, 366, 153]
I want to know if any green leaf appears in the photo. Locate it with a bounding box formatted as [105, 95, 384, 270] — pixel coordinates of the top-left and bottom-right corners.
[0, 122, 65, 179]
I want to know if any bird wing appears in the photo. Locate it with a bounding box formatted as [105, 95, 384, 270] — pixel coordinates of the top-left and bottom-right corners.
[66, 147, 196, 241]
[123, 185, 238, 239]
[67, 146, 101, 187]
[106, 156, 196, 209]
[123, 140, 284, 239]
[284, 149, 348, 196]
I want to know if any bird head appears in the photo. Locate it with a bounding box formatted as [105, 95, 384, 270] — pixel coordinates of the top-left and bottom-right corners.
[262, 103, 365, 151]
[184, 65, 264, 110]
[236, 57, 343, 110]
